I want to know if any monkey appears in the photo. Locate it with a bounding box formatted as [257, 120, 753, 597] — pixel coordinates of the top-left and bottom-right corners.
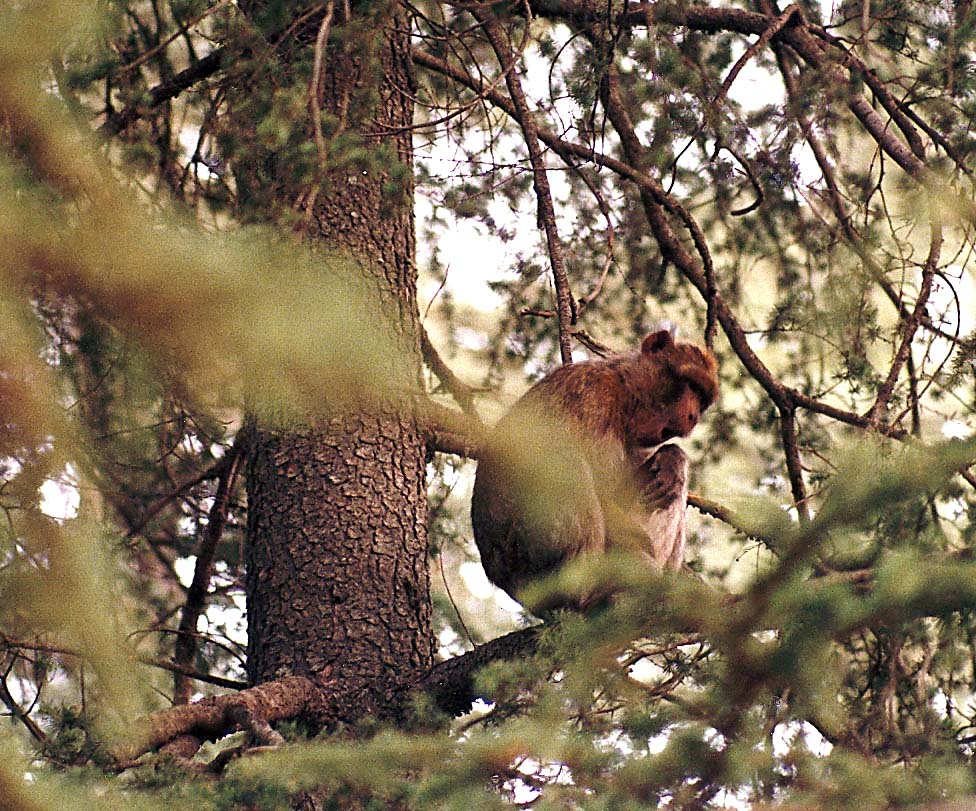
[470, 330, 718, 611]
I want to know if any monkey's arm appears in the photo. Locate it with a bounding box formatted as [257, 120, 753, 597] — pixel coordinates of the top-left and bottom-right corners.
[637, 444, 688, 511]
[605, 444, 689, 569]
[637, 444, 688, 569]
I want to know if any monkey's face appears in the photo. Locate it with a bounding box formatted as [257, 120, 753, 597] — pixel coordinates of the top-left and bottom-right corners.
[664, 385, 703, 439]
[627, 384, 703, 458]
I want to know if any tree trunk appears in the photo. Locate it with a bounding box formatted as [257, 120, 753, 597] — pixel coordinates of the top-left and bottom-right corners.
[240, 1, 433, 729]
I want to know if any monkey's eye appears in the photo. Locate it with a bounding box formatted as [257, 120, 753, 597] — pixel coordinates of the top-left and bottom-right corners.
[663, 382, 688, 404]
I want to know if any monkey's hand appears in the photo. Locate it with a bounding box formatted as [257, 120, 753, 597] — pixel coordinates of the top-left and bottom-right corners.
[637, 444, 688, 510]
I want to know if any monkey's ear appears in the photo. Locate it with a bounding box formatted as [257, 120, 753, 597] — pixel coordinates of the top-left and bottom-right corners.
[641, 330, 674, 354]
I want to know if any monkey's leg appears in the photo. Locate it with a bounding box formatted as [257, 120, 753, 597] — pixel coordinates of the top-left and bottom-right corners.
[472, 442, 606, 609]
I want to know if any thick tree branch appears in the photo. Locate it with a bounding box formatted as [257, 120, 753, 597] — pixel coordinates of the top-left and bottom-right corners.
[418, 399, 486, 457]
[112, 628, 545, 764]
[113, 543, 976, 766]
[778, 405, 810, 522]
[102, 48, 228, 136]
[422, 403, 799, 546]
[393, 626, 542, 719]
[111, 674, 315, 764]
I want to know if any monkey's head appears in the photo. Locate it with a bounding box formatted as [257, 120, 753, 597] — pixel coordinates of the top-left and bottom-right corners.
[624, 330, 719, 453]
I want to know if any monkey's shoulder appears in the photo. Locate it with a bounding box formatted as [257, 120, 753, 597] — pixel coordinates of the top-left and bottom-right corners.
[520, 354, 655, 414]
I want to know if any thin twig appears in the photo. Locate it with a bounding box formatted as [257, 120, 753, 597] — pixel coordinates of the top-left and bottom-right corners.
[770, 35, 952, 342]
[294, 2, 336, 229]
[712, 4, 801, 110]
[722, 143, 764, 217]
[0, 673, 48, 744]
[438, 553, 476, 648]
[114, 1, 231, 76]
[864, 215, 943, 427]
[420, 326, 484, 423]
[309, 1, 336, 171]
[139, 655, 247, 691]
[125, 454, 234, 541]
[173, 442, 245, 704]
[571, 166, 617, 313]
[472, 3, 577, 365]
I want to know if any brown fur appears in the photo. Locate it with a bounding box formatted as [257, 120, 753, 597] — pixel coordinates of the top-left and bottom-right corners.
[471, 330, 719, 610]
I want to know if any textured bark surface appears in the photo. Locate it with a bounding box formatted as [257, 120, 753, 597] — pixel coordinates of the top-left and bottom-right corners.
[247, 414, 432, 724]
[243, 2, 434, 728]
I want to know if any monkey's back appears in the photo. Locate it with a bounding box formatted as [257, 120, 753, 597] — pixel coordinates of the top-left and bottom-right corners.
[471, 359, 634, 605]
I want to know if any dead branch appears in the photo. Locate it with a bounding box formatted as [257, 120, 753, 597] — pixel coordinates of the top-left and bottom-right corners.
[112, 625, 544, 764]
[111, 675, 315, 765]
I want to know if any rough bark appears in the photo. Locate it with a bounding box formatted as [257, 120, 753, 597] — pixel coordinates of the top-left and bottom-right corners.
[241, 1, 434, 730]
[247, 413, 433, 726]
[111, 626, 546, 764]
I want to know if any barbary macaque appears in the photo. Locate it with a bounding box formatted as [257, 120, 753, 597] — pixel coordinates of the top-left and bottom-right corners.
[471, 330, 718, 611]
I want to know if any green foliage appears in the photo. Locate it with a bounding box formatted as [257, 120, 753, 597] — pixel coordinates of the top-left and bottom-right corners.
[39, 706, 103, 767]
